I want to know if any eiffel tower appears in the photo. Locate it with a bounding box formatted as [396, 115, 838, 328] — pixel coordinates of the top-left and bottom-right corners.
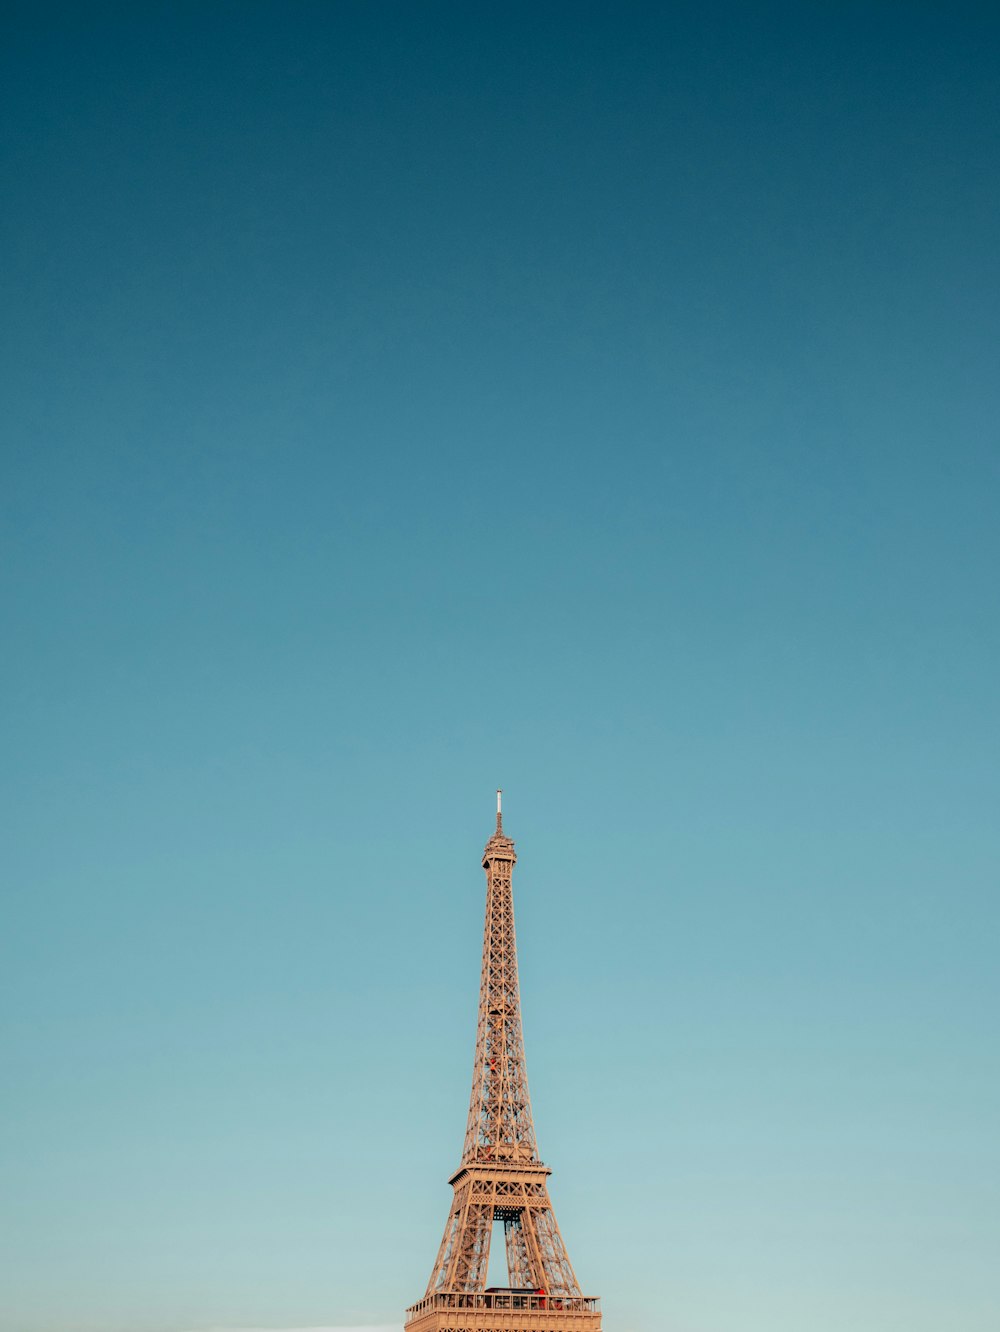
[405, 794, 601, 1331]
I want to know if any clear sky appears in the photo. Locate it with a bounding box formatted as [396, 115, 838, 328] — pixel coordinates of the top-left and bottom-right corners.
[2, 4, 998, 1331]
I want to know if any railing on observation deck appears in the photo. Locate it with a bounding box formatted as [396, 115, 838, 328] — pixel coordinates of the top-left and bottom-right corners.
[406, 1291, 600, 1316]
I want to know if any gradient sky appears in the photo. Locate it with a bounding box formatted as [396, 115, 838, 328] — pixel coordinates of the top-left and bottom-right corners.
[2, 5, 999, 1332]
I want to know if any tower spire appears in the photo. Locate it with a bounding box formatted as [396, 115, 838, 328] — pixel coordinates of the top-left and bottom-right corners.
[496, 788, 503, 834]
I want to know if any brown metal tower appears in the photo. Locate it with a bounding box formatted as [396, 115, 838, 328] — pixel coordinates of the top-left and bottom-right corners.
[405, 794, 601, 1331]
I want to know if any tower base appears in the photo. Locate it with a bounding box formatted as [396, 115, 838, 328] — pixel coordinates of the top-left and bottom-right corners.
[405, 1292, 601, 1332]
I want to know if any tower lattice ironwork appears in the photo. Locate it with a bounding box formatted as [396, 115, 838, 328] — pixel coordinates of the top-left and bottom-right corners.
[405, 794, 601, 1332]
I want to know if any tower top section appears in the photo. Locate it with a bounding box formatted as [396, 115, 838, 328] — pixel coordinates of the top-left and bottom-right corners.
[482, 788, 516, 865]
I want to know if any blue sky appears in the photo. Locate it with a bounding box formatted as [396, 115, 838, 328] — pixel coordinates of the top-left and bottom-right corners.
[2, 4, 998, 1331]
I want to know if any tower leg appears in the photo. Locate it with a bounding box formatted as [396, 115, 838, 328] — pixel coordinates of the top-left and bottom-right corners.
[452, 1203, 493, 1290]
